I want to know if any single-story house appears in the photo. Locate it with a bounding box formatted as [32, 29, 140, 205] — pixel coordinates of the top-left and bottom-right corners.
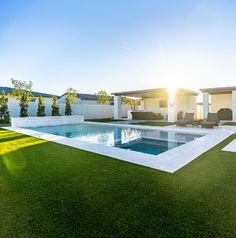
[200, 86, 236, 122]
[58, 93, 113, 105]
[112, 88, 198, 122]
[0, 86, 57, 117]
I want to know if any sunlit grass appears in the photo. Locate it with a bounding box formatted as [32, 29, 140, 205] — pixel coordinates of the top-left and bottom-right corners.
[0, 132, 46, 176]
[0, 128, 236, 237]
[224, 122, 236, 126]
[130, 121, 175, 126]
[0, 137, 46, 155]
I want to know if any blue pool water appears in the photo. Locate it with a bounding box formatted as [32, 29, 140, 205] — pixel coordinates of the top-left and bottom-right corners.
[25, 123, 203, 155]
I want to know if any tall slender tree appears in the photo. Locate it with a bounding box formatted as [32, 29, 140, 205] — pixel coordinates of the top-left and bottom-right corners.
[37, 96, 46, 116]
[19, 94, 29, 117]
[65, 97, 72, 116]
[0, 91, 10, 124]
[51, 96, 60, 116]
[11, 78, 32, 117]
[65, 88, 77, 116]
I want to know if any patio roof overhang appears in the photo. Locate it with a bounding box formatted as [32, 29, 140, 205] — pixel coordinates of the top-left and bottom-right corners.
[200, 86, 236, 95]
[112, 88, 198, 98]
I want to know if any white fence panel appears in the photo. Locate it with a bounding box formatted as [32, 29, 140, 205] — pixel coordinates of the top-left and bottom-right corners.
[59, 104, 130, 119]
[7, 98, 130, 119]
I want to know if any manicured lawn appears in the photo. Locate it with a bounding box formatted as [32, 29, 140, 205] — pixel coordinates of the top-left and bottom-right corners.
[130, 121, 175, 126]
[224, 122, 236, 126]
[0, 128, 236, 237]
[85, 118, 125, 123]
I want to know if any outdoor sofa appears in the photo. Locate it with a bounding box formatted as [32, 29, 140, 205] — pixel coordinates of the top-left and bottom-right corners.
[131, 111, 163, 120]
[201, 113, 219, 129]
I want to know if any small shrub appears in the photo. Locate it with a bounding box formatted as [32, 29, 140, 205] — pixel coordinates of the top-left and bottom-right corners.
[37, 96, 46, 117]
[65, 88, 77, 116]
[51, 97, 60, 116]
[19, 94, 29, 117]
[11, 78, 32, 118]
[65, 98, 72, 116]
[0, 91, 10, 124]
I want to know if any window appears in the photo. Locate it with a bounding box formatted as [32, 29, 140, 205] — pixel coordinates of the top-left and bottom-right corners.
[159, 99, 167, 108]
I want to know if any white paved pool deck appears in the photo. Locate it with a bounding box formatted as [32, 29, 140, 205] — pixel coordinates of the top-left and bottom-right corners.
[2, 123, 236, 173]
[222, 138, 236, 152]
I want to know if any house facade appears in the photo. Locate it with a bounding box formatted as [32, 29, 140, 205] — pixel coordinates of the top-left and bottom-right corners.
[112, 88, 198, 122]
[200, 86, 236, 122]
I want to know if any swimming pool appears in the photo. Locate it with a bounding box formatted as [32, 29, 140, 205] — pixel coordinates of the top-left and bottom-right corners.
[24, 123, 203, 156]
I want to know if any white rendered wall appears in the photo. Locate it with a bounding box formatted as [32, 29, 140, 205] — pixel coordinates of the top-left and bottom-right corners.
[8, 97, 53, 117]
[144, 97, 168, 115]
[139, 95, 197, 121]
[175, 95, 197, 117]
[11, 115, 84, 127]
[211, 94, 232, 112]
[232, 91, 236, 122]
[68, 104, 129, 119]
[7, 97, 130, 119]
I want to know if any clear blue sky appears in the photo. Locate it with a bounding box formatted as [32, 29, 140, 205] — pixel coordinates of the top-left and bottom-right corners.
[1, 0, 236, 95]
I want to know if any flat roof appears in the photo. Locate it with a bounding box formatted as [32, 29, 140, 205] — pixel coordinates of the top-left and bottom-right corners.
[112, 88, 198, 98]
[200, 86, 236, 95]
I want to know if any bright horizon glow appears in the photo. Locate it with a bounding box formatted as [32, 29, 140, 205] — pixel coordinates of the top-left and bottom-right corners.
[1, 0, 236, 95]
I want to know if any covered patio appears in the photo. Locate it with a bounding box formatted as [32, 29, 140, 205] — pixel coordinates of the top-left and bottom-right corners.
[112, 88, 198, 122]
[201, 86, 236, 122]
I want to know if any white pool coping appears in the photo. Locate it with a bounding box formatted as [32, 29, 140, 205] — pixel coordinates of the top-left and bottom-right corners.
[222, 139, 236, 152]
[2, 123, 236, 173]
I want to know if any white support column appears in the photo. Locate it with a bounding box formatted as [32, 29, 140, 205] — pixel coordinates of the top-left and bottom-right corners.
[114, 96, 122, 119]
[203, 92, 209, 119]
[139, 100, 145, 110]
[167, 90, 176, 122]
[114, 127, 122, 146]
[232, 91, 236, 122]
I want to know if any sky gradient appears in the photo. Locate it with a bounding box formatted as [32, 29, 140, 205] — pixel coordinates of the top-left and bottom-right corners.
[1, 0, 236, 95]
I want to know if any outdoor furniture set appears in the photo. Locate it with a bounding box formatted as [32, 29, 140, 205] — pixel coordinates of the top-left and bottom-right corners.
[176, 113, 219, 129]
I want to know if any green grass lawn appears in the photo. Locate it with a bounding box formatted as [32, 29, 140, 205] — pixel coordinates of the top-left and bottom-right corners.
[130, 121, 175, 126]
[85, 118, 125, 123]
[223, 122, 236, 126]
[1, 128, 236, 237]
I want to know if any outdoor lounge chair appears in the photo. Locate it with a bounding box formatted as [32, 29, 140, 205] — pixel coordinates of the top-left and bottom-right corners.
[201, 113, 219, 129]
[176, 113, 194, 127]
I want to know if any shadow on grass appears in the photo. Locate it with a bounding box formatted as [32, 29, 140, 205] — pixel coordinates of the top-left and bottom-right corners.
[0, 134, 31, 143]
[0, 132, 236, 237]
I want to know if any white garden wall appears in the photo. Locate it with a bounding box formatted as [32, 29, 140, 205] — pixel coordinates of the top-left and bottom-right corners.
[7, 97, 130, 119]
[11, 115, 84, 127]
[8, 97, 53, 117]
[67, 104, 130, 119]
